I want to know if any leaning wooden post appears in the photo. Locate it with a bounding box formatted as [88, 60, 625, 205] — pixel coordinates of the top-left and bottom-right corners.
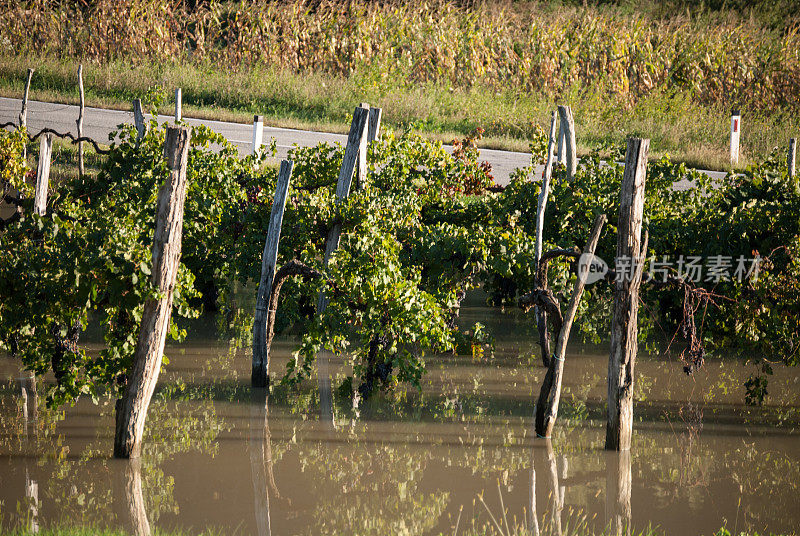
[788, 138, 796, 178]
[534, 110, 558, 367]
[174, 88, 182, 123]
[605, 137, 649, 452]
[19, 68, 34, 159]
[556, 115, 566, 165]
[252, 115, 264, 156]
[316, 104, 370, 417]
[317, 104, 370, 313]
[730, 110, 741, 165]
[252, 160, 294, 387]
[534, 213, 607, 437]
[77, 64, 85, 177]
[353, 102, 371, 190]
[19, 68, 34, 129]
[132, 99, 146, 143]
[113, 126, 191, 459]
[34, 134, 53, 216]
[557, 105, 577, 181]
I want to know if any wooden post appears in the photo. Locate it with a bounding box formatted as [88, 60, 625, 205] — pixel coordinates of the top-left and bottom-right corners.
[252, 115, 264, 156]
[534, 213, 606, 437]
[730, 110, 741, 165]
[19, 68, 34, 160]
[316, 104, 370, 313]
[534, 111, 558, 367]
[19, 68, 34, 129]
[557, 105, 577, 181]
[535, 111, 558, 265]
[132, 99, 146, 143]
[113, 126, 191, 459]
[556, 116, 566, 165]
[252, 160, 294, 387]
[316, 104, 370, 418]
[788, 138, 796, 178]
[367, 107, 382, 143]
[34, 134, 53, 216]
[605, 138, 649, 452]
[174, 88, 182, 123]
[77, 64, 85, 177]
[353, 102, 371, 190]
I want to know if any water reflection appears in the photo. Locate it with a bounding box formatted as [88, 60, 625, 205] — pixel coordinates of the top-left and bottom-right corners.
[120, 459, 149, 536]
[2, 304, 800, 535]
[605, 450, 632, 536]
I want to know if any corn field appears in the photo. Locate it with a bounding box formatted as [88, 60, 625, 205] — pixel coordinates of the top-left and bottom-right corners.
[1, 0, 799, 111]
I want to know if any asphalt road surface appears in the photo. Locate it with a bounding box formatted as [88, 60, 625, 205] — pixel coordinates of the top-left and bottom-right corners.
[0, 97, 725, 186]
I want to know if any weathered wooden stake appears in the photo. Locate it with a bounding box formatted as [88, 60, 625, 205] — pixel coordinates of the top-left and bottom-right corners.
[534, 111, 559, 367]
[252, 160, 294, 387]
[19, 68, 34, 129]
[605, 137, 649, 452]
[174, 88, 182, 123]
[788, 138, 796, 178]
[34, 134, 53, 216]
[316, 104, 370, 417]
[730, 110, 741, 165]
[353, 102, 373, 190]
[77, 64, 85, 177]
[19, 68, 34, 159]
[132, 99, 146, 143]
[317, 104, 370, 313]
[367, 106, 382, 143]
[557, 105, 577, 181]
[534, 213, 606, 437]
[556, 116, 566, 165]
[252, 115, 264, 156]
[535, 111, 558, 265]
[113, 126, 191, 459]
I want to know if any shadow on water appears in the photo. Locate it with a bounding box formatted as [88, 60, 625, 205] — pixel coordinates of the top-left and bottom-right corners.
[1, 305, 799, 535]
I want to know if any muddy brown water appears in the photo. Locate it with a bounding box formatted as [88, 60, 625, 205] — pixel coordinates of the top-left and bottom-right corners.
[1, 306, 799, 535]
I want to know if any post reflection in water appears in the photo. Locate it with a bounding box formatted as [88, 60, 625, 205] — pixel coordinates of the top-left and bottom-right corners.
[19, 372, 39, 534]
[123, 459, 150, 536]
[317, 351, 335, 427]
[528, 438, 567, 536]
[544, 439, 564, 536]
[605, 450, 632, 536]
[528, 443, 540, 536]
[250, 391, 282, 536]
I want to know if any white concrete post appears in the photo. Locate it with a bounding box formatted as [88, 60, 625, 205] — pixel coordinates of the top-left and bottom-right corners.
[730, 110, 741, 165]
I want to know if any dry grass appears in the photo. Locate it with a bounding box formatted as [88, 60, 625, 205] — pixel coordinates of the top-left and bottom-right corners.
[3, 52, 796, 170]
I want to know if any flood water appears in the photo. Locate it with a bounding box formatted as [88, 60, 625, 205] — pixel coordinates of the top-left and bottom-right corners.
[1, 304, 799, 535]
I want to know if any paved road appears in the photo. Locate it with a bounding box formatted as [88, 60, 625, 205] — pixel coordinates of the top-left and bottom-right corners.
[1, 97, 726, 185]
[1, 97, 537, 185]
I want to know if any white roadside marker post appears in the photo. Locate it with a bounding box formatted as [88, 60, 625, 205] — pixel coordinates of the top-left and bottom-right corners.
[730, 109, 741, 165]
[252, 115, 264, 156]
